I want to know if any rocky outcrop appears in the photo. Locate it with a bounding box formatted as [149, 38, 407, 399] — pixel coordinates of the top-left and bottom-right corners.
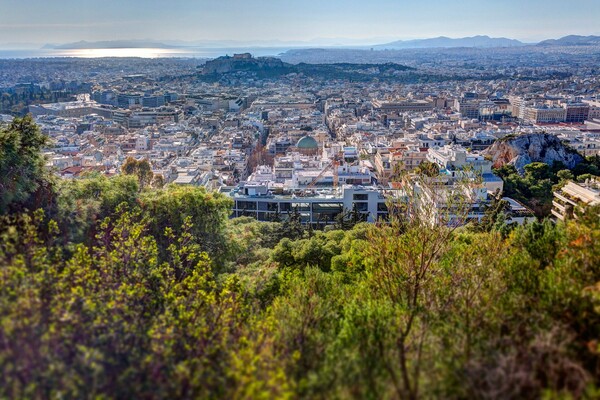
[202, 54, 288, 75]
[483, 133, 584, 174]
[200, 54, 414, 82]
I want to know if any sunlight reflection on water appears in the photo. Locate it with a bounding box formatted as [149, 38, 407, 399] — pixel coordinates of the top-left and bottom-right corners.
[0, 47, 290, 59]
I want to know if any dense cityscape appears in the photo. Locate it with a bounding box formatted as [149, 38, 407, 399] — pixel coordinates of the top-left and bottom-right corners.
[2, 42, 600, 224]
[1, 0, 600, 397]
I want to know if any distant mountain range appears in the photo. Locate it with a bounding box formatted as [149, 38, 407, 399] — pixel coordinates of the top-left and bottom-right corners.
[374, 35, 525, 49]
[40, 38, 384, 50]
[42, 40, 180, 50]
[40, 35, 600, 51]
[537, 35, 600, 46]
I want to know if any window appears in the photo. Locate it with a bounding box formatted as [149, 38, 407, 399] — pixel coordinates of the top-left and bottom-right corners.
[258, 202, 278, 211]
[354, 202, 369, 212]
[237, 201, 256, 210]
[291, 202, 310, 211]
[257, 212, 269, 221]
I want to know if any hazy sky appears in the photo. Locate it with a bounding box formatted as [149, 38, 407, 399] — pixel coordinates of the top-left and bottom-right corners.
[1, 0, 599, 45]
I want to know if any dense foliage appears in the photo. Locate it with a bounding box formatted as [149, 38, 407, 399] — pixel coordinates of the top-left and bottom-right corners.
[1, 119, 599, 398]
[495, 158, 600, 217]
[0, 116, 54, 214]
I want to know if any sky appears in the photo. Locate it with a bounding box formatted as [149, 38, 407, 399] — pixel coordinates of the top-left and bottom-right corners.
[1, 0, 599, 46]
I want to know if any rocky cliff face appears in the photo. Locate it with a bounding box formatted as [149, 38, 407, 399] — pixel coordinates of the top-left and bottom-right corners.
[483, 133, 584, 174]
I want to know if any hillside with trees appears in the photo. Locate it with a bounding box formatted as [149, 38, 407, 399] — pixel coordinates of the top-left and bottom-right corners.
[1, 117, 599, 398]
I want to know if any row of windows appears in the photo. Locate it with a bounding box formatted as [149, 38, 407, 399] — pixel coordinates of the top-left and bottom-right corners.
[235, 201, 344, 212]
[234, 210, 343, 223]
[235, 201, 389, 213]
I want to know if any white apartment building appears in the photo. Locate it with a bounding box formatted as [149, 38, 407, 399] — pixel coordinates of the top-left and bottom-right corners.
[523, 106, 567, 124]
[425, 145, 503, 193]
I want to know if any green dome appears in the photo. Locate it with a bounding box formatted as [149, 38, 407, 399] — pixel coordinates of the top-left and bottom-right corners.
[296, 135, 318, 149]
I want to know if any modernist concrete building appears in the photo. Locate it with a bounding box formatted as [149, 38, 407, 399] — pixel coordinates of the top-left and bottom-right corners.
[231, 183, 396, 224]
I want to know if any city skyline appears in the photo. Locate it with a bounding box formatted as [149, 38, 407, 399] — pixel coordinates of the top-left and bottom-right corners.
[1, 0, 599, 46]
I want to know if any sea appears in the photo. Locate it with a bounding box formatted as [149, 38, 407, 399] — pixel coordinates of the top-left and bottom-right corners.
[0, 47, 294, 59]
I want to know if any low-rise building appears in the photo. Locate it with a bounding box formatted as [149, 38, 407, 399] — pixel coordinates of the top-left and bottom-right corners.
[552, 180, 600, 220]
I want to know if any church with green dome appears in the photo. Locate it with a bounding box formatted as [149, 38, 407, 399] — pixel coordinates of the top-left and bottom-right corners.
[296, 135, 319, 155]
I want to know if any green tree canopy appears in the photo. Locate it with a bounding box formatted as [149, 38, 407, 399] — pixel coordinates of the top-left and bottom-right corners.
[0, 115, 52, 214]
[121, 156, 154, 189]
